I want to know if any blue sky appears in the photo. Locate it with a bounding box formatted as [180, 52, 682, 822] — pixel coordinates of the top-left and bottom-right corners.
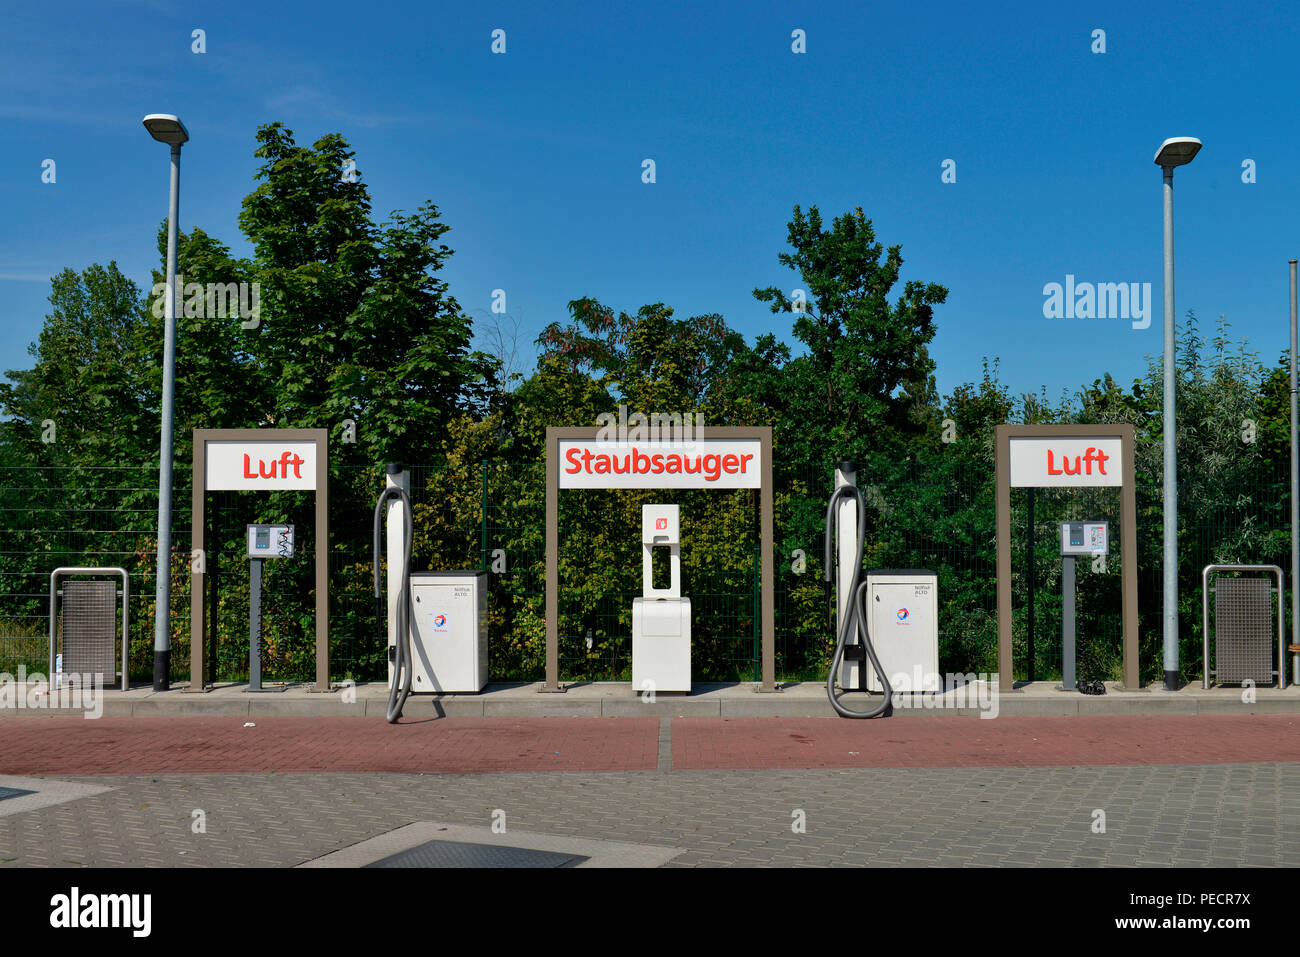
[3, 0, 1298, 405]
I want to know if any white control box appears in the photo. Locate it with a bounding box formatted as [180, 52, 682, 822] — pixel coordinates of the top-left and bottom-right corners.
[395, 571, 488, 693]
[1060, 522, 1108, 556]
[846, 570, 939, 693]
[246, 524, 294, 559]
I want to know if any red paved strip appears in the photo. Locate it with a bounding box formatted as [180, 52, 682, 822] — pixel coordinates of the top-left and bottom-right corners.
[0, 717, 659, 775]
[672, 715, 1300, 770]
[3, 715, 1298, 776]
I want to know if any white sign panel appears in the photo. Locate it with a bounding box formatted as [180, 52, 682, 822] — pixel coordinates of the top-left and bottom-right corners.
[1009, 437, 1122, 487]
[205, 441, 318, 491]
[559, 439, 762, 489]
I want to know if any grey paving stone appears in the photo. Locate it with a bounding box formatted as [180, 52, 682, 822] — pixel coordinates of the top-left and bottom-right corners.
[2, 761, 1299, 867]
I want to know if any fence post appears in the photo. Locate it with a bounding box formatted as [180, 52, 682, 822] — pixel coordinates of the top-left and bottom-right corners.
[480, 460, 489, 572]
[753, 532, 762, 682]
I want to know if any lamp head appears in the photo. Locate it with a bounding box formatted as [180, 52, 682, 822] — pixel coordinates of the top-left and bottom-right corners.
[1154, 137, 1201, 169]
[143, 114, 189, 146]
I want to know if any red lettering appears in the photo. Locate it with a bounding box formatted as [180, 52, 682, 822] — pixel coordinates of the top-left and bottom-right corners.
[740, 453, 754, 472]
[682, 454, 700, 474]
[612, 454, 631, 474]
[243, 453, 256, 479]
[1062, 455, 1081, 475]
[564, 448, 582, 473]
[288, 452, 304, 479]
[633, 449, 651, 473]
[1096, 449, 1109, 474]
[593, 454, 611, 474]
[258, 457, 276, 478]
[722, 454, 739, 474]
[651, 454, 664, 473]
[1046, 450, 1062, 475]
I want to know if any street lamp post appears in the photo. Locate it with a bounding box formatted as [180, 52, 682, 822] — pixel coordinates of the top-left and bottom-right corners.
[1154, 136, 1201, 691]
[1290, 260, 1298, 671]
[143, 114, 189, 692]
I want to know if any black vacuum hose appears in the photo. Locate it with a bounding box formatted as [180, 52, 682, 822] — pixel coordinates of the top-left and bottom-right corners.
[824, 484, 892, 718]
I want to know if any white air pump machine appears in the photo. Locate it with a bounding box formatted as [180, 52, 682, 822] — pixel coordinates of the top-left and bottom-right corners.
[373, 465, 487, 723]
[632, 504, 691, 693]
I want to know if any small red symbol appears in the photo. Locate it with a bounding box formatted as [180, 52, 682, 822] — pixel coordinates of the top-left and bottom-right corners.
[655, 518, 667, 529]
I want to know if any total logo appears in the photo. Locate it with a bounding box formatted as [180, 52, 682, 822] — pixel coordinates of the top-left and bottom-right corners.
[895, 608, 910, 624]
[433, 614, 448, 631]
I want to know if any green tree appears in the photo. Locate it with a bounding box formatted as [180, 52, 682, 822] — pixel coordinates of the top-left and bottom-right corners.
[754, 205, 948, 463]
[0, 263, 147, 465]
[535, 297, 781, 432]
[238, 122, 497, 468]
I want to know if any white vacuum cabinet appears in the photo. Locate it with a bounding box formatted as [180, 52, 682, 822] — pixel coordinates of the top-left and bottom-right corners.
[864, 570, 939, 693]
[396, 571, 488, 693]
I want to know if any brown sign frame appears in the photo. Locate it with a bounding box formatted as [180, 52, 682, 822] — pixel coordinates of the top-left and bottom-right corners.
[995, 423, 1139, 692]
[189, 428, 330, 692]
[544, 426, 776, 692]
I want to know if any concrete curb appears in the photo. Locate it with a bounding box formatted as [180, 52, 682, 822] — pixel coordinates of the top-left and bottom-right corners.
[2, 680, 1297, 719]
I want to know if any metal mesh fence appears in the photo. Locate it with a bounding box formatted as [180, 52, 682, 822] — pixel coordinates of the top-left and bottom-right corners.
[0, 454, 1291, 685]
[0, 465, 192, 681]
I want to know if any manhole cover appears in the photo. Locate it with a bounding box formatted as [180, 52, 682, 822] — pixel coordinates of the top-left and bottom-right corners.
[0, 787, 35, 802]
[365, 840, 589, 869]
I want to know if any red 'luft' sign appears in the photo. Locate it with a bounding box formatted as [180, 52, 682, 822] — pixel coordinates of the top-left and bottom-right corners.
[243, 451, 306, 480]
[205, 441, 318, 490]
[1044, 446, 1110, 477]
[1009, 438, 1123, 487]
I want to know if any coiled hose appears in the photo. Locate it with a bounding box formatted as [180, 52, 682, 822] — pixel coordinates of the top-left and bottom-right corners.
[824, 484, 892, 718]
[374, 483, 414, 723]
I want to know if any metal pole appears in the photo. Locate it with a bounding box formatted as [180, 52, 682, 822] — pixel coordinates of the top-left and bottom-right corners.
[835, 461, 857, 689]
[209, 493, 218, 687]
[1290, 260, 1297, 674]
[248, 557, 262, 691]
[152, 142, 182, 692]
[1061, 555, 1076, 690]
[1027, 488, 1035, 683]
[386, 465, 409, 688]
[1161, 166, 1180, 690]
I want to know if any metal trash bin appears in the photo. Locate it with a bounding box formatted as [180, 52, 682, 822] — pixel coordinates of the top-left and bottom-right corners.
[61, 580, 118, 680]
[1202, 564, 1285, 689]
[48, 567, 129, 691]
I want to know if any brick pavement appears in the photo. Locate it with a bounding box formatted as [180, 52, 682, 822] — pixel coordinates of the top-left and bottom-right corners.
[0, 716, 660, 774]
[672, 715, 1300, 770]
[1, 714, 1298, 775]
[1, 763, 1297, 867]
[1, 714, 1298, 868]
